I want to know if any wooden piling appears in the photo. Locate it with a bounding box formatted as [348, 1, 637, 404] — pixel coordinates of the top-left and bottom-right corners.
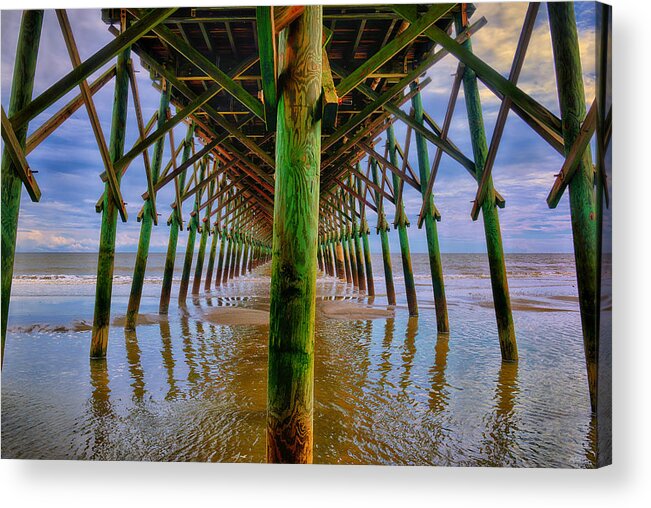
[317, 240, 324, 272]
[411, 84, 448, 331]
[455, 13, 517, 361]
[228, 228, 238, 280]
[350, 175, 367, 292]
[159, 123, 194, 314]
[1, 10, 44, 364]
[241, 236, 250, 275]
[178, 163, 203, 303]
[90, 44, 130, 358]
[222, 232, 233, 284]
[234, 232, 243, 278]
[334, 239, 346, 281]
[328, 238, 337, 278]
[357, 174, 375, 296]
[191, 162, 213, 295]
[370, 158, 396, 305]
[267, 6, 322, 464]
[340, 217, 353, 283]
[192, 215, 209, 294]
[204, 221, 218, 291]
[548, 2, 598, 410]
[215, 191, 229, 286]
[347, 224, 358, 286]
[125, 84, 170, 329]
[247, 238, 254, 272]
[215, 231, 226, 286]
[387, 125, 418, 316]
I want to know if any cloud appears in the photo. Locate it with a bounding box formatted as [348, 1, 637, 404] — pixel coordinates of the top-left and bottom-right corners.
[17, 229, 97, 251]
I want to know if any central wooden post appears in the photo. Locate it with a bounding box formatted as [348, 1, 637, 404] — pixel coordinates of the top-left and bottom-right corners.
[1, 11, 43, 365]
[90, 44, 130, 358]
[267, 6, 322, 464]
[160, 123, 194, 314]
[548, 2, 598, 411]
[411, 83, 449, 332]
[125, 84, 170, 329]
[455, 13, 517, 361]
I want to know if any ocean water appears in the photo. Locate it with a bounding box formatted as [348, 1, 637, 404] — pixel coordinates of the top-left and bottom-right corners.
[2, 252, 604, 467]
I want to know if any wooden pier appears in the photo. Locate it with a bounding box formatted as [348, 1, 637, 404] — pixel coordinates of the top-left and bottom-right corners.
[1, 3, 611, 465]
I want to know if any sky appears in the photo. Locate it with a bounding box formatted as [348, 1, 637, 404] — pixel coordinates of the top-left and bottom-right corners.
[1, 2, 599, 254]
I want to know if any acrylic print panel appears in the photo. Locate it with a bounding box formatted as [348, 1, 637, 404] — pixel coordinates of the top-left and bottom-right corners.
[0, 2, 611, 467]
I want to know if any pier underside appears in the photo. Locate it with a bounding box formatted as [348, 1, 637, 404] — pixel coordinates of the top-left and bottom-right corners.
[1, 3, 611, 465]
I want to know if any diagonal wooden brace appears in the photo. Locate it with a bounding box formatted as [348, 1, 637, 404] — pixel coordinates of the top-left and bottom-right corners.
[547, 100, 597, 209]
[470, 3, 539, 221]
[1, 106, 41, 202]
[57, 10, 128, 222]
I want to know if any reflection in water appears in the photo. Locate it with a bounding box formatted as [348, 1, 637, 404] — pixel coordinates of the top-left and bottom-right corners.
[428, 333, 450, 415]
[195, 320, 211, 383]
[88, 359, 113, 456]
[585, 416, 598, 467]
[180, 313, 200, 389]
[159, 320, 178, 400]
[359, 320, 373, 389]
[124, 329, 146, 402]
[378, 317, 395, 387]
[2, 254, 597, 466]
[479, 362, 520, 465]
[400, 317, 418, 391]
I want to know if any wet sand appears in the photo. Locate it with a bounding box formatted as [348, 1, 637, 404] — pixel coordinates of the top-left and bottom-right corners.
[317, 299, 394, 320]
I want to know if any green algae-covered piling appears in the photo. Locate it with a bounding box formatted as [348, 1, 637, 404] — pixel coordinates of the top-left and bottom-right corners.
[357, 175, 375, 296]
[387, 125, 418, 316]
[411, 83, 448, 331]
[340, 213, 353, 284]
[548, 2, 598, 410]
[178, 160, 204, 303]
[334, 239, 346, 281]
[317, 240, 324, 272]
[90, 44, 130, 358]
[328, 236, 337, 278]
[1, 11, 44, 364]
[241, 235, 250, 276]
[192, 166, 212, 295]
[347, 223, 358, 286]
[455, 12, 517, 361]
[204, 215, 219, 291]
[222, 230, 233, 284]
[370, 158, 396, 305]
[267, 6, 322, 464]
[350, 174, 367, 292]
[160, 123, 194, 314]
[125, 84, 170, 329]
